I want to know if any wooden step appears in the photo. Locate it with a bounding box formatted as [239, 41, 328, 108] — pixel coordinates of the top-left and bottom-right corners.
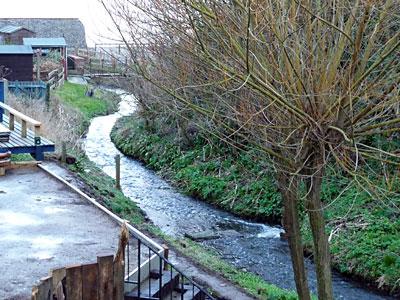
[125, 271, 179, 300]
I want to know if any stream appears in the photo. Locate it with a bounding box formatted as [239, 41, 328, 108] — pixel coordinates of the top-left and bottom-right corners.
[84, 88, 394, 300]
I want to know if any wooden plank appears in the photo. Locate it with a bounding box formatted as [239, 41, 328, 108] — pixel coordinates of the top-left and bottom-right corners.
[8, 114, 13, 131]
[66, 265, 82, 300]
[21, 120, 27, 138]
[50, 267, 66, 293]
[37, 276, 53, 300]
[34, 125, 41, 138]
[97, 255, 114, 300]
[113, 260, 124, 300]
[82, 263, 99, 300]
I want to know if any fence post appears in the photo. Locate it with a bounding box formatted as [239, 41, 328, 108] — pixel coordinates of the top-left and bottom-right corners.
[45, 83, 50, 108]
[115, 154, 121, 190]
[61, 141, 66, 164]
[36, 49, 41, 81]
[0, 80, 5, 122]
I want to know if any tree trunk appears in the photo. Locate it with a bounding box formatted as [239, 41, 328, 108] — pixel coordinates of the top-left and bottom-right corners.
[306, 157, 334, 300]
[277, 174, 311, 300]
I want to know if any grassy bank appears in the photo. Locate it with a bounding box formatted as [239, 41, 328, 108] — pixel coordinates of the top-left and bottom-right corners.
[54, 81, 119, 135]
[111, 115, 400, 296]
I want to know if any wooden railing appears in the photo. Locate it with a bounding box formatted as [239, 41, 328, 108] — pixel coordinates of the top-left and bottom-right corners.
[47, 67, 65, 89]
[0, 102, 41, 143]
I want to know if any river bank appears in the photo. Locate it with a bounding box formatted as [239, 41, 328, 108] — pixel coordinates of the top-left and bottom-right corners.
[47, 80, 302, 299]
[110, 114, 399, 298]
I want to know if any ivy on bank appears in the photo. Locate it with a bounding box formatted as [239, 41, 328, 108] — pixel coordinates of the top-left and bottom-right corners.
[111, 117, 283, 222]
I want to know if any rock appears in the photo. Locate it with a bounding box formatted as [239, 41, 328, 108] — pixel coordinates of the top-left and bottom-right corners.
[184, 230, 219, 241]
[218, 229, 242, 238]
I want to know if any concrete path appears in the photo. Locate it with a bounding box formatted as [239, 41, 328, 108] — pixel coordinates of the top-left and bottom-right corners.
[0, 166, 129, 300]
[0, 163, 258, 300]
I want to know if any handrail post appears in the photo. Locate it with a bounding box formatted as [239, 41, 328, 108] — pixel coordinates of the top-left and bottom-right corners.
[21, 120, 27, 138]
[9, 113, 14, 130]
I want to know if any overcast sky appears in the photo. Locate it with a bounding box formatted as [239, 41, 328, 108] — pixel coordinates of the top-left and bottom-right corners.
[0, 0, 114, 46]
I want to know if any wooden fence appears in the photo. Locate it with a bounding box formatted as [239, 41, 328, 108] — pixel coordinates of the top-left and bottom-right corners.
[7, 67, 64, 99]
[31, 223, 129, 300]
[47, 67, 65, 90]
[72, 46, 130, 76]
[31, 255, 124, 300]
[8, 81, 47, 99]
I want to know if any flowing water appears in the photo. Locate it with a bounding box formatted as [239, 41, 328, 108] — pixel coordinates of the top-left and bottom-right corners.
[84, 89, 394, 300]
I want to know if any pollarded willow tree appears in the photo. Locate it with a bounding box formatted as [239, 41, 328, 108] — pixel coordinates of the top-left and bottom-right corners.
[101, 0, 400, 299]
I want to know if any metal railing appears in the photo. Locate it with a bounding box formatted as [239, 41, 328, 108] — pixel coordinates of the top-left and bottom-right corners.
[125, 226, 216, 300]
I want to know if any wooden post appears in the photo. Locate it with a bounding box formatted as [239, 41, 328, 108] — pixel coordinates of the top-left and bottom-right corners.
[61, 141, 66, 164]
[163, 245, 169, 271]
[9, 113, 14, 130]
[82, 263, 99, 300]
[21, 120, 27, 138]
[97, 255, 114, 300]
[115, 154, 121, 190]
[36, 49, 41, 81]
[66, 265, 83, 300]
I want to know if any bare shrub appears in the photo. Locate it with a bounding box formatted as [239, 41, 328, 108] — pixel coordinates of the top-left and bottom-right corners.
[8, 93, 84, 155]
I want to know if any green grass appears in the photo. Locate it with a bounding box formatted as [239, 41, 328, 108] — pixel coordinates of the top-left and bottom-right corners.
[54, 81, 119, 134]
[67, 153, 145, 226]
[11, 153, 35, 162]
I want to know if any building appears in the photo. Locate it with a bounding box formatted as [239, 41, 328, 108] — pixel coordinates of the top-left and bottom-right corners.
[0, 18, 86, 48]
[0, 45, 33, 81]
[23, 38, 67, 78]
[0, 25, 35, 45]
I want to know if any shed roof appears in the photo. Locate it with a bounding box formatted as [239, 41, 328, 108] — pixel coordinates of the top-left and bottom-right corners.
[0, 25, 22, 34]
[23, 37, 66, 48]
[0, 45, 33, 54]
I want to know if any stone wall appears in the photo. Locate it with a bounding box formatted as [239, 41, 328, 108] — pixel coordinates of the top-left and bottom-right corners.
[0, 18, 87, 48]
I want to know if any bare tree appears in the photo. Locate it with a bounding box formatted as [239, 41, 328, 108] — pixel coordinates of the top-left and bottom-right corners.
[101, 0, 400, 299]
